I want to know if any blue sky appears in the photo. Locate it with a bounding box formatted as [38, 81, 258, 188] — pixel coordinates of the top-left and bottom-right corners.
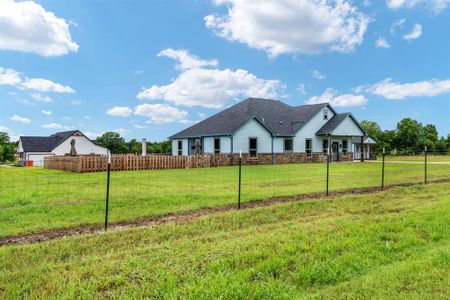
[1, 0, 449, 141]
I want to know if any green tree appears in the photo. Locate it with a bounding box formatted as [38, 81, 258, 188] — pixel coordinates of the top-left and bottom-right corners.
[0, 132, 16, 163]
[127, 139, 141, 154]
[421, 124, 439, 150]
[360, 120, 383, 141]
[96, 132, 128, 154]
[394, 118, 423, 151]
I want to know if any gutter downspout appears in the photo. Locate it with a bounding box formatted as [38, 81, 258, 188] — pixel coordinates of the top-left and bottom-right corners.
[271, 136, 275, 164]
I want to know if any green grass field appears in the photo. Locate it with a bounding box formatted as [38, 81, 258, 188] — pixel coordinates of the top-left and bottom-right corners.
[1, 182, 449, 299]
[381, 154, 450, 162]
[1, 161, 450, 238]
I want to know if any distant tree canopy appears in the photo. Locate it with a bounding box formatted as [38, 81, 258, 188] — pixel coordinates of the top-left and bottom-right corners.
[0, 132, 16, 163]
[96, 132, 172, 154]
[361, 118, 450, 154]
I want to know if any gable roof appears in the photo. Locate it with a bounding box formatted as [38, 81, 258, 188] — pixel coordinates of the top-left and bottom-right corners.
[19, 130, 97, 152]
[352, 137, 377, 144]
[316, 113, 367, 136]
[170, 98, 330, 139]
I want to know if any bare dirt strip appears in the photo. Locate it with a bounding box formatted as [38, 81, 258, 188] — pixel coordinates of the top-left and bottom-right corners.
[2, 178, 450, 247]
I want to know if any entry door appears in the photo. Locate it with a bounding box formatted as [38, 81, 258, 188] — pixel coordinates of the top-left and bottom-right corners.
[332, 142, 339, 161]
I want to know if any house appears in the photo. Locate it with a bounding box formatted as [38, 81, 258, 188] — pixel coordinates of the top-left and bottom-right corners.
[169, 98, 368, 162]
[352, 136, 377, 160]
[17, 130, 108, 166]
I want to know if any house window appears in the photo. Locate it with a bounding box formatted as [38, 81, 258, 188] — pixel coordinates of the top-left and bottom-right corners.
[214, 138, 221, 154]
[322, 140, 329, 155]
[323, 109, 329, 121]
[342, 140, 348, 154]
[284, 138, 293, 152]
[305, 139, 312, 156]
[177, 140, 183, 156]
[249, 138, 257, 157]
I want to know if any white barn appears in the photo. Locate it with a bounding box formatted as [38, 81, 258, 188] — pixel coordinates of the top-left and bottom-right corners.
[17, 130, 108, 166]
[170, 98, 370, 162]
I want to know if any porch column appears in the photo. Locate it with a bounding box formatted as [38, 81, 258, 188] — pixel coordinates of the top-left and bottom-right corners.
[360, 136, 364, 162]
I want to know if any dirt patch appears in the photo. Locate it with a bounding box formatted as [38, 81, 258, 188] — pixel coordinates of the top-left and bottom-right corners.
[1, 178, 450, 247]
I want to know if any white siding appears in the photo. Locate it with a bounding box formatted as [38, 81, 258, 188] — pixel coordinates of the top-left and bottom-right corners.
[52, 136, 108, 156]
[220, 136, 231, 153]
[294, 105, 336, 153]
[331, 116, 365, 136]
[171, 138, 188, 156]
[273, 137, 284, 153]
[203, 137, 214, 153]
[233, 119, 272, 153]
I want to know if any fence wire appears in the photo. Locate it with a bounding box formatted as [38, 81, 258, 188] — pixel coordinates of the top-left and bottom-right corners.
[1, 151, 450, 238]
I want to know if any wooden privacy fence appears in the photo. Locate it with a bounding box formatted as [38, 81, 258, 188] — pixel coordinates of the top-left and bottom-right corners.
[44, 154, 242, 173]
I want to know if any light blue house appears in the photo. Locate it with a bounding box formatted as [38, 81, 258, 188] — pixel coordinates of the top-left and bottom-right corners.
[170, 98, 368, 162]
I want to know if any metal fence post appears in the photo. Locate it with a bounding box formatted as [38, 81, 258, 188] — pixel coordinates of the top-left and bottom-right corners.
[424, 146, 428, 184]
[105, 151, 111, 230]
[381, 147, 385, 188]
[326, 135, 331, 196]
[238, 150, 242, 209]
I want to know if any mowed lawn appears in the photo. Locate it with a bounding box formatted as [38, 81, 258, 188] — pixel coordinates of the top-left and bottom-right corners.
[1, 182, 449, 299]
[1, 160, 450, 237]
[382, 154, 450, 162]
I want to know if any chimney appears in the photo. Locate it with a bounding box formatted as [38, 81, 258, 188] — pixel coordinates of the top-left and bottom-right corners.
[141, 138, 147, 156]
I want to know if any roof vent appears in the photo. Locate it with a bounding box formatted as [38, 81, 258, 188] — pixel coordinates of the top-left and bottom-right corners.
[279, 121, 283, 124]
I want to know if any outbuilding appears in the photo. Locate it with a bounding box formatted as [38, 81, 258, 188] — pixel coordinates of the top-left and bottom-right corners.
[17, 130, 108, 166]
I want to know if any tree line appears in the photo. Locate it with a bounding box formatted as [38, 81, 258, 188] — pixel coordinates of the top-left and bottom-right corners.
[361, 118, 450, 154]
[95, 132, 172, 154]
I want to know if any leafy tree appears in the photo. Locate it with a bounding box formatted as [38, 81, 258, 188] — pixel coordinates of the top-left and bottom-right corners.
[395, 118, 423, 151]
[127, 139, 142, 154]
[434, 138, 449, 154]
[360, 120, 383, 141]
[0, 132, 16, 163]
[421, 124, 439, 150]
[96, 132, 128, 154]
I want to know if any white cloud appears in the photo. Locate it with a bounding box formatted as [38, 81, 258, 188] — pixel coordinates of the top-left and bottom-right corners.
[205, 0, 369, 57]
[135, 103, 189, 124]
[0, 67, 21, 85]
[375, 37, 390, 48]
[10, 114, 31, 124]
[113, 128, 129, 136]
[158, 48, 218, 70]
[137, 49, 285, 108]
[84, 115, 90, 119]
[0, 0, 79, 56]
[386, 0, 450, 13]
[106, 106, 133, 117]
[71, 100, 83, 106]
[30, 93, 53, 103]
[311, 70, 326, 80]
[390, 18, 406, 35]
[297, 83, 307, 95]
[133, 124, 148, 129]
[0, 66, 73, 94]
[22, 78, 75, 93]
[42, 122, 62, 129]
[403, 24, 422, 40]
[360, 78, 450, 100]
[307, 88, 368, 107]
[41, 110, 52, 116]
[0, 125, 9, 132]
[363, 0, 371, 6]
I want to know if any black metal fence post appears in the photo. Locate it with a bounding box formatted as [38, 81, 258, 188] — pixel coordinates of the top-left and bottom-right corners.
[238, 152, 242, 209]
[327, 150, 330, 196]
[381, 147, 385, 188]
[105, 151, 111, 230]
[424, 146, 428, 184]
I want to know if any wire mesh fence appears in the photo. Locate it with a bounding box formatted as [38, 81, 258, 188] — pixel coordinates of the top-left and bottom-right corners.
[1, 150, 450, 238]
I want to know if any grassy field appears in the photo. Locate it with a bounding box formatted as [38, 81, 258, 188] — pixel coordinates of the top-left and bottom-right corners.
[1, 161, 450, 238]
[1, 182, 449, 298]
[382, 155, 450, 162]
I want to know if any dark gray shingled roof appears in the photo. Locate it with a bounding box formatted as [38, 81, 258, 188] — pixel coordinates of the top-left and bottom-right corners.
[20, 130, 91, 152]
[170, 98, 330, 139]
[316, 113, 366, 136]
